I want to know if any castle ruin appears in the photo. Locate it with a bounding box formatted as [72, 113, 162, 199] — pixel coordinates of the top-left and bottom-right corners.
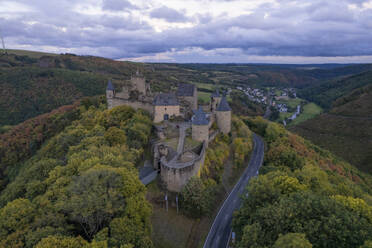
[106, 74, 231, 192]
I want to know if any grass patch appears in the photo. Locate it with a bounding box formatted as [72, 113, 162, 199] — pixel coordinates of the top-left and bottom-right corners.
[164, 137, 179, 151]
[147, 180, 213, 248]
[290, 103, 323, 126]
[277, 98, 303, 109]
[278, 112, 292, 122]
[185, 137, 202, 150]
[275, 89, 282, 97]
[198, 91, 211, 104]
[195, 83, 215, 90]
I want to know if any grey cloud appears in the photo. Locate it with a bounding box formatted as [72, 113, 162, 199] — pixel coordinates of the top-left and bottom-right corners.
[102, 0, 138, 11]
[2, 0, 372, 61]
[150, 6, 189, 23]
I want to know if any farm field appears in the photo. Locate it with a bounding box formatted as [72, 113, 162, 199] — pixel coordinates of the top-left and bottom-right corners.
[198, 91, 211, 103]
[290, 103, 323, 126]
[276, 97, 303, 109]
[278, 112, 292, 121]
[194, 82, 215, 90]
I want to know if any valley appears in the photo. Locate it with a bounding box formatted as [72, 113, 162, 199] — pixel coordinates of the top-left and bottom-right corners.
[0, 50, 371, 248]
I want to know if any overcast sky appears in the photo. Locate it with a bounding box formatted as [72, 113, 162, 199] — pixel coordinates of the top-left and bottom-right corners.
[1, 0, 372, 63]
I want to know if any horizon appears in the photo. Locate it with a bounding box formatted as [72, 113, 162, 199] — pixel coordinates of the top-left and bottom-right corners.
[2, 0, 372, 63]
[6, 48, 372, 65]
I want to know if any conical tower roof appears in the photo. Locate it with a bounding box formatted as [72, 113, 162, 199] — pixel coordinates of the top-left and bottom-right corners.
[106, 80, 115, 91]
[216, 96, 231, 111]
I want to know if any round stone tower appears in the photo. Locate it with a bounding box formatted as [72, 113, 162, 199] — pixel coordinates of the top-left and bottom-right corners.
[106, 80, 115, 109]
[216, 96, 231, 134]
[192, 107, 209, 144]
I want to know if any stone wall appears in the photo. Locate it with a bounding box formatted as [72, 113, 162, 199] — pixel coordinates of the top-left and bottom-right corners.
[179, 93, 197, 110]
[110, 98, 154, 114]
[115, 88, 130, 99]
[131, 76, 146, 95]
[160, 143, 206, 192]
[192, 124, 209, 144]
[154, 105, 180, 123]
[216, 110, 231, 134]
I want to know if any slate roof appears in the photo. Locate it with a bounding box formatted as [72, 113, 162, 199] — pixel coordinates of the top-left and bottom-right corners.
[153, 93, 179, 106]
[192, 107, 209, 125]
[211, 89, 220, 98]
[106, 80, 115, 91]
[176, 83, 196, 97]
[216, 96, 231, 111]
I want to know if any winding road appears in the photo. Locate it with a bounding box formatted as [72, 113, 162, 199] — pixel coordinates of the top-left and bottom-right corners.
[203, 133, 265, 248]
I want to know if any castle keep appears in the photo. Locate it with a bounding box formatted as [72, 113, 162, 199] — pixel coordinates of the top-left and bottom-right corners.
[106, 74, 231, 192]
[106, 74, 197, 123]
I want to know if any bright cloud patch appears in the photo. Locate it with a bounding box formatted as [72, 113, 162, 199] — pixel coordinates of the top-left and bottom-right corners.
[1, 0, 372, 63]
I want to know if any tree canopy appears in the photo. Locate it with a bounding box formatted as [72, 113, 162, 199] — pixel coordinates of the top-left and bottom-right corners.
[233, 117, 372, 248]
[0, 103, 154, 248]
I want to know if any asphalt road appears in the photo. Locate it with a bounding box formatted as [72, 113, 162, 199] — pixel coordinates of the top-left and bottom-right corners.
[203, 133, 265, 248]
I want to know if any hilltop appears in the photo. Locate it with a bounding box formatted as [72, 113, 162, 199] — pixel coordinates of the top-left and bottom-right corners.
[292, 80, 372, 174]
[6, 49, 58, 59]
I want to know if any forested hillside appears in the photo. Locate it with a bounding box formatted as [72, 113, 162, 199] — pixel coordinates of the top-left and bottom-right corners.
[0, 100, 154, 248]
[0, 53, 142, 126]
[2, 50, 371, 127]
[0, 101, 82, 190]
[292, 83, 372, 174]
[233, 117, 372, 248]
[298, 70, 372, 109]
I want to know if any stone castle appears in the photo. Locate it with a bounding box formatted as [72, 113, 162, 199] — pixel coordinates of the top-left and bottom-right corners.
[106, 74, 231, 192]
[106, 71, 198, 122]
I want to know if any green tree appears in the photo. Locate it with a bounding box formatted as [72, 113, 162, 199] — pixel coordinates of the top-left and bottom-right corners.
[0, 198, 36, 238]
[35, 235, 87, 248]
[102, 106, 135, 128]
[109, 217, 153, 248]
[360, 240, 372, 248]
[104, 127, 127, 146]
[235, 192, 371, 248]
[273, 233, 312, 248]
[331, 195, 372, 222]
[62, 166, 127, 239]
[0, 198, 37, 248]
[265, 122, 286, 144]
[180, 177, 214, 218]
[237, 223, 263, 248]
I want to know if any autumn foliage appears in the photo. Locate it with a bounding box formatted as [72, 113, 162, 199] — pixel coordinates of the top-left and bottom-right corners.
[0, 102, 80, 189]
[233, 117, 372, 248]
[0, 104, 154, 248]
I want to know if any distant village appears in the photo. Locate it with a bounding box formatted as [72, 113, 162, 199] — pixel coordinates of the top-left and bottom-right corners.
[235, 86, 302, 125]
